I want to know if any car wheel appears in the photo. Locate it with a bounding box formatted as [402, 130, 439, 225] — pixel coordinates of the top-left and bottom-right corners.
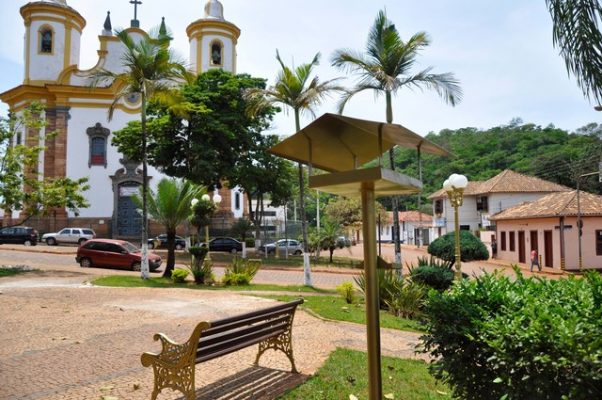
[230, 248, 238, 254]
[46, 238, 56, 246]
[294, 250, 302, 255]
[80, 258, 92, 268]
[24, 240, 32, 246]
[78, 238, 87, 246]
[148, 242, 155, 249]
[132, 262, 141, 272]
[175, 243, 184, 250]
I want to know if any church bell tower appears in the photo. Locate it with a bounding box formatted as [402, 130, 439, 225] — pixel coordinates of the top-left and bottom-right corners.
[186, 0, 240, 74]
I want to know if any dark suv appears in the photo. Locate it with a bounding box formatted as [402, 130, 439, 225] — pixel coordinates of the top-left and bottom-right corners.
[0, 226, 38, 246]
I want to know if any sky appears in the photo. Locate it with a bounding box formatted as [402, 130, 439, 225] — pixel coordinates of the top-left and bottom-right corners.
[1, 0, 600, 137]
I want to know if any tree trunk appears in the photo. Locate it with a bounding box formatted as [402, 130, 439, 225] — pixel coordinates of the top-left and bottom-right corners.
[386, 90, 401, 266]
[140, 92, 150, 279]
[163, 229, 176, 278]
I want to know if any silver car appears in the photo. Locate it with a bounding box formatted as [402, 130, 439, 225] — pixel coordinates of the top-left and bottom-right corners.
[260, 239, 303, 255]
[42, 227, 96, 246]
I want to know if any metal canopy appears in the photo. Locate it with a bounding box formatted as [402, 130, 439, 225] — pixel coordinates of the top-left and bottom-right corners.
[309, 167, 422, 198]
[269, 113, 451, 172]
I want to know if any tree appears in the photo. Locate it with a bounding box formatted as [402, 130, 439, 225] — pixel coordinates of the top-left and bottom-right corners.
[0, 103, 89, 226]
[332, 9, 462, 262]
[246, 50, 342, 286]
[427, 231, 489, 268]
[546, 0, 602, 104]
[90, 27, 190, 279]
[230, 218, 254, 242]
[135, 178, 202, 277]
[324, 196, 391, 234]
[320, 222, 341, 263]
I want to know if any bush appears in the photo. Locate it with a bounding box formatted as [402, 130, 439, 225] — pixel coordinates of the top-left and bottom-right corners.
[336, 282, 356, 304]
[222, 257, 259, 286]
[384, 280, 426, 320]
[354, 267, 404, 310]
[170, 268, 189, 283]
[427, 231, 489, 266]
[410, 265, 455, 291]
[421, 270, 602, 399]
[245, 238, 255, 248]
[188, 246, 210, 284]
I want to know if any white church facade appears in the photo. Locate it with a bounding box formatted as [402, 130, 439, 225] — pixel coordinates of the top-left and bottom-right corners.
[1, 0, 246, 238]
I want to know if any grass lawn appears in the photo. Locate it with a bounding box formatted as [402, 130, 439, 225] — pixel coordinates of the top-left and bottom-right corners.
[203, 252, 363, 269]
[277, 348, 450, 400]
[259, 294, 424, 333]
[0, 266, 35, 277]
[91, 275, 333, 294]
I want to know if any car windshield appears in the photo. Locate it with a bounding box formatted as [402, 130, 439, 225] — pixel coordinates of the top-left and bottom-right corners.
[122, 242, 139, 253]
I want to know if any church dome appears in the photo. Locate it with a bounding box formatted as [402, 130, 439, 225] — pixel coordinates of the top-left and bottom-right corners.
[39, 0, 68, 6]
[204, 0, 224, 20]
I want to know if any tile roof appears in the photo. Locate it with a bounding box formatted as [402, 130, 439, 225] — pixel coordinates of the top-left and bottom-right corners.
[428, 170, 571, 199]
[490, 190, 602, 220]
[398, 211, 432, 222]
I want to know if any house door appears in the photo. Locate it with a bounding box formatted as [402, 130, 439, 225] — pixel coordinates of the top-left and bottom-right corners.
[117, 182, 142, 237]
[544, 230, 553, 267]
[518, 231, 526, 263]
[530, 230, 538, 252]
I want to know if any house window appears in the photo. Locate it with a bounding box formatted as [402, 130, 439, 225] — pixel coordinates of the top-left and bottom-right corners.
[234, 192, 241, 210]
[596, 230, 602, 256]
[40, 27, 53, 53]
[86, 123, 110, 168]
[476, 196, 489, 212]
[210, 41, 223, 65]
[509, 231, 516, 251]
[434, 199, 443, 214]
[501, 231, 507, 251]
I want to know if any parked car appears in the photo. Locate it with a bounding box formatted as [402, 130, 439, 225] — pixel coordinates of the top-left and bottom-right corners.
[205, 237, 243, 254]
[148, 234, 186, 250]
[260, 239, 303, 255]
[336, 236, 355, 248]
[0, 226, 38, 246]
[76, 239, 162, 271]
[42, 227, 96, 246]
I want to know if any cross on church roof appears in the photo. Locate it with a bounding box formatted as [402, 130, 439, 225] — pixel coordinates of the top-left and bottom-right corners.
[130, 0, 142, 28]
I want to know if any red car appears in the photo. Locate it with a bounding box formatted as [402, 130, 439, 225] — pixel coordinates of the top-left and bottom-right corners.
[76, 239, 162, 271]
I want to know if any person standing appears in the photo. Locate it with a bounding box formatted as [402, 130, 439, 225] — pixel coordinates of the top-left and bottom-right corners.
[530, 249, 541, 272]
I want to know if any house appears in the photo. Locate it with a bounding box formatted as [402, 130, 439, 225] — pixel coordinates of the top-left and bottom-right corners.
[376, 211, 433, 245]
[428, 170, 571, 240]
[489, 190, 602, 270]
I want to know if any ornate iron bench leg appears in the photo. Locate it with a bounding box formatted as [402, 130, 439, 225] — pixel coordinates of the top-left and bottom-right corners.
[255, 312, 298, 373]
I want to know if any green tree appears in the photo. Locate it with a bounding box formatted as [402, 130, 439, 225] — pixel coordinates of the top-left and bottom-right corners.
[135, 178, 202, 277]
[0, 103, 89, 226]
[332, 9, 462, 261]
[230, 218, 254, 242]
[427, 231, 489, 268]
[246, 50, 342, 286]
[547, 0, 602, 104]
[90, 27, 190, 279]
[320, 222, 341, 263]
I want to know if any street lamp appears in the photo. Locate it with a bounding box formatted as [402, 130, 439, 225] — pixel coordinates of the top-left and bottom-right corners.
[443, 173, 469, 280]
[201, 193, 222, 253]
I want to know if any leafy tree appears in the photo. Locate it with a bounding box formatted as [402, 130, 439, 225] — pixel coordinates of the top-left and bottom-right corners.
[189, 195, 216, 245]
[332, 9, 462, 260]
[547, 0, 602, 104]
[0, 103, 89, 226]
[427, 230, 489, 268]
[134, 178, 202, 277]
[324, 196, 391, 233]
[230, 218, 253, 242]
[320, 222, 341, 263]
[246, 50, 342, 286]
[90, 27, 190, 279]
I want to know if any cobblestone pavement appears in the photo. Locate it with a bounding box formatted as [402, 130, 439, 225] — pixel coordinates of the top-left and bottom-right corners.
[0, 284, 423, 400]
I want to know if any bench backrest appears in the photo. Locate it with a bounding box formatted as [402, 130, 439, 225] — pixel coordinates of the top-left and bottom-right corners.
[195, 299, 303, 363]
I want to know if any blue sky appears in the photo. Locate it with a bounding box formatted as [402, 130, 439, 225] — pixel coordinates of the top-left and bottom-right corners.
[1, 0, 600, 137]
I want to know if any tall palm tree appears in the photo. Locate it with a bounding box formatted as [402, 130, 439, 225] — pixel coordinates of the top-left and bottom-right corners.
[331, 9, 462, 262]
[546, 0, 602, 104]
[90, 27, 190, 279]
[247, 50, 342, 286]
[137, 178, 202, 277]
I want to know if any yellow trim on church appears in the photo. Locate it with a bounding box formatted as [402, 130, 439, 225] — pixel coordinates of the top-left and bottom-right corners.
[186, 19, 241, 40]
[20, 3, 86, 32]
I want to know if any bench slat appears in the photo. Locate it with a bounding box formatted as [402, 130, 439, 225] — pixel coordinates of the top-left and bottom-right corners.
[199, 314, 290, 348]
[208, 299, 303, 329]
[202, 305, 298, 337]
[196, 328, 287, 363]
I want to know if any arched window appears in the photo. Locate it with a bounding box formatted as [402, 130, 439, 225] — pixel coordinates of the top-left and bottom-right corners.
[86, 123, 110, 167]
[210, 41, 223, 66]
[39, 26, 53, 54]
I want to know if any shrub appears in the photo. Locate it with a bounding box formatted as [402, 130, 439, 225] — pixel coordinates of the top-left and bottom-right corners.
[222, 257, 259, 286]
[421, 270, 602, 399]
[410, 265, 454, 291]
[170, 268, 189, 283]
[427, 231, 489, 267]
[384, 280, 426, 319]
[336, 282, 356, 304]
[188, 246, 210, 284]
[244, 238, 255, 248]
[354, 267, 404, 310]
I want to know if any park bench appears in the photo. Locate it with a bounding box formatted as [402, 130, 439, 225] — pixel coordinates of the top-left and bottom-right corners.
[141, 298, 303, 400]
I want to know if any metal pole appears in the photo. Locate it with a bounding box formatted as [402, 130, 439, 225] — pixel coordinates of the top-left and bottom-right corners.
[454, 200, 462, 280]
[361, 183, 382, 400]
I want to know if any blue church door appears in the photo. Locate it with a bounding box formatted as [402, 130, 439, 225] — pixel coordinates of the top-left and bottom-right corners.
[117, 181, 142, 238]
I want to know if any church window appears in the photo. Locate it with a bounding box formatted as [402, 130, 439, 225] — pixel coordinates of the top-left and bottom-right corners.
[210, 41, 223, 66]
[235, 192, 241, 210]
[86, 123, 110, 168]
[39, 26, 53, 54]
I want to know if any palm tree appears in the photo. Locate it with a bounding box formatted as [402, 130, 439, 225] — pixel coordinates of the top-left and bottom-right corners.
[331, 9, 462, 262]
[90, 27, 190, 279]
[137, 178, 202, 277]
[246, 50, 342, 286]
[546, 0, 602, 104]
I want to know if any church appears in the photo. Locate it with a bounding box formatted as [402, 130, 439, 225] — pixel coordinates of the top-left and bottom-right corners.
[0, 0, 247, 238]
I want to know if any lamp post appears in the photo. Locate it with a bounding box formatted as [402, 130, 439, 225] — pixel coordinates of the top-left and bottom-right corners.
[443, 174, 468, 280]
[201, 193, 222, 251]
